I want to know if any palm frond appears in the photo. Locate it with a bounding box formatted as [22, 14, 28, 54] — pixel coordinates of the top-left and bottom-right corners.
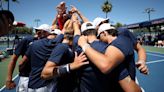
[101, 1, 112, 13]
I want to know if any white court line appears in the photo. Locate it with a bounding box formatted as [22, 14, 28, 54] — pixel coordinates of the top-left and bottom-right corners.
[146, 53, 164, 58]
[146, 59, 164, 64]
[0, 74, 18, 91]
[146, 50, 164, 54]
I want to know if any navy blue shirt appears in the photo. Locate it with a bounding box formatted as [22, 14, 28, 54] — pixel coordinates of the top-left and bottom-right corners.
[14, 36, 38, 77]
[14, 36, 37, 56]
[73, 35, 130, 92]
[111, 35, 136, 80]
[26, 34, 64, 89]
[48, 43, 75, 92]
[118, 27, 137, 46]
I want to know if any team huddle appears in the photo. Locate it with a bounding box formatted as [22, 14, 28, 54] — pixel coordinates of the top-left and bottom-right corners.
[5, 1, 149, 92]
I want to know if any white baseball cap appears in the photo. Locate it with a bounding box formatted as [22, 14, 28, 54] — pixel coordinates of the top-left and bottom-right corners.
[93, 17, 109, 27]
[97, 23, 115, 37]
[34, 24, 51, 33]
[50, 29, 62, 35]
[81, 22, 95, 33]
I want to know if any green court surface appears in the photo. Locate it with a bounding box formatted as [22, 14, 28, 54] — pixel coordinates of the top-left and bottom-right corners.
[143, 46, 164, 54]
[0, 56, 20, 88]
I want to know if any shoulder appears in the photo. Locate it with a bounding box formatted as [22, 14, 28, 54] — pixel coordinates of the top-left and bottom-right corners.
[91, 40, 108, 48]
[111, 36, 134, 55]
[112, 35, 131, 46]
[20, 36, 34, 44]
[23, 35, 34, 40]
[55, 43, 68, 50]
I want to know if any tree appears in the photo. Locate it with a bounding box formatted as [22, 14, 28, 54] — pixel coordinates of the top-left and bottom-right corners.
[114, 22, 123, 29]
[101, 0, 112, 18]
[11, 27, 33, 34]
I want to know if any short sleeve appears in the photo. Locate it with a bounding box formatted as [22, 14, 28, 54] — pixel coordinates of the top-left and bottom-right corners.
[25, 44, 33, 59]
[117, 64, 129, 80]
[48, 44, 67, 64]
[118, 28, 137, 46]
[14, 38, 27, 56]
[72, 35, 80, 51]
[52, 34, 64, 43]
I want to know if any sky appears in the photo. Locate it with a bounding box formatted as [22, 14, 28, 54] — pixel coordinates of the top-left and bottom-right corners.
[1, 0, 164, 28]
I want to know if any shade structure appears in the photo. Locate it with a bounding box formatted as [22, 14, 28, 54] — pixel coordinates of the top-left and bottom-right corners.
[13, 21, 26, 27]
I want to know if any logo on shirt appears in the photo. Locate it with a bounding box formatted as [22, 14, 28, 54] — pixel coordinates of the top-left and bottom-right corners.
[29, 42, 33, 45]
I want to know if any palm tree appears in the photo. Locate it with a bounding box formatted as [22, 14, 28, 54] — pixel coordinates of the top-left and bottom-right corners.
[101, 0, 112, 18]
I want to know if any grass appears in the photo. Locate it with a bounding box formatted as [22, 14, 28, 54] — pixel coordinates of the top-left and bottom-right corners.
[0, 56, 20, 88]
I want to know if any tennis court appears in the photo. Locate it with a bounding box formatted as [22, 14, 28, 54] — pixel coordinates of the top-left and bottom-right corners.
[0, 48, 164, 92]
[136, 51, 164, 92]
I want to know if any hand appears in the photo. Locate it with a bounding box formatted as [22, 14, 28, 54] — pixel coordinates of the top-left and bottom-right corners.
[71, 13, 78, 22]
[56, 2, 67, 15]
[136, 60, 149, 75]
[70, 5, 78, 13]
[6, 80, 16, 89]
[78, 35, 88, 47]
[70, 52, 89, 70]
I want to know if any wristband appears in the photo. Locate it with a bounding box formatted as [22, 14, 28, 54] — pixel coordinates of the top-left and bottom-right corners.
[57, 64, 70, 76]
[82, 44, 90, 52]
[138, 59, 145, 64]
[65, 64, 70, 73]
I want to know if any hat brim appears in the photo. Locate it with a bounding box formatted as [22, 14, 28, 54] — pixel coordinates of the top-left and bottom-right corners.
[99, 18, 109, 25]
[33, 27, 42, 30]
[82, 28, 95, 33]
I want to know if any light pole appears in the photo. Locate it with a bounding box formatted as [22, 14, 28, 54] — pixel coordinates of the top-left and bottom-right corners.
[144, 8, 155, 44]
[144, 8, 155, 21]
[0, 0, 3, 10]
[7, 0, 10, 48]
[34, 19, 41, 27]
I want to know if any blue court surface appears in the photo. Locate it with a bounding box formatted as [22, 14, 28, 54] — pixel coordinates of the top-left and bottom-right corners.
[0, 51, 164, 92]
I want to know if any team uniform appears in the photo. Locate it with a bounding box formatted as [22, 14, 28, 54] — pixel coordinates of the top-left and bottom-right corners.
[118, 27, 137, 46]
[73, 35, 131, 92]
[109, 34, 136, 92]
[14, 36, 38, 92]
[25, 34, 63, 92]
[48, 43, 76, 92]
[117, 28, 137, 80]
